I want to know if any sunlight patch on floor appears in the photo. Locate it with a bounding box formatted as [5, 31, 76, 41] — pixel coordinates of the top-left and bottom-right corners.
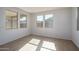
[29, 38, 40, 45]
[19, 38, 56, 51]
[19, 43, 37, 51]
[40, 48, 52, 51]
[42, 41, 56, 50]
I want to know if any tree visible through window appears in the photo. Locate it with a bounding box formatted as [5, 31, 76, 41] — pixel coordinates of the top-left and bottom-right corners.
[36, 14, 53, 28]
[36, 15, 43, 28]
[20, 14, 27, 28]
[45, 14, 53, 28]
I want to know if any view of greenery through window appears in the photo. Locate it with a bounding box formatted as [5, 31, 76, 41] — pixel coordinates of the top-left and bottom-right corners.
[37, 14, 53, 28]
[20, 14, 27, 28]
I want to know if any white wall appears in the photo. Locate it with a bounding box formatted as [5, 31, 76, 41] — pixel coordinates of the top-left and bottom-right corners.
[31, 8, 72, 40]
[0, 7, 31, 45]
[0, 7, 73, 45]
[72, 7, 79, 48]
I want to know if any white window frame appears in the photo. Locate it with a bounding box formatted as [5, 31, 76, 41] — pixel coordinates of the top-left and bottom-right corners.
[19, 13, 27, 29]
[36, 14, 53, 29]
[36, 15, 44, 29]
[5, 9, 18, 29]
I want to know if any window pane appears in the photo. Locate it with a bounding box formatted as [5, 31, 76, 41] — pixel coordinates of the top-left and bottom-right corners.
[37, 15, 43, 21]
[37, 21, 43, 28]
[12, 17, 18, 29]
[20, 14, 27, 28]
[37, 15, 43, 28]
[5, 10, 18, 29]
[45, 14, 53, 28]
[6, 18, 12, 29]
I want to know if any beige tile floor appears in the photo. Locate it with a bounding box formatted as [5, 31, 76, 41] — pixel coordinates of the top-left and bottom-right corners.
[0, 35, 79, 51]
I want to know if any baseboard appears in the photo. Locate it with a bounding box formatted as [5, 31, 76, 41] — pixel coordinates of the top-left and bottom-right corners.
[0, 34, 72, 45]
[72, 39, 79, 48]
[0, 34, 31, 45]
[32, 34, 71, 41]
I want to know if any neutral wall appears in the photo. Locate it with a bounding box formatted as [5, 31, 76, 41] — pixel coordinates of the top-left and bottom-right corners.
[31, 8, 72, 40]
[72, 7, 79, 48]
[0, 7, 31, 45]
[0, 7, 73, 46]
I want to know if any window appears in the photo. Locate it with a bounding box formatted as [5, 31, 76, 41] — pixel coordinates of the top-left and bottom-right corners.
[36, 14, 53, 28]
[36, 15, 43, 28]
[20, 14, 27, 28]
[45, 14, 53, 28]
[6, 10, 18, 29]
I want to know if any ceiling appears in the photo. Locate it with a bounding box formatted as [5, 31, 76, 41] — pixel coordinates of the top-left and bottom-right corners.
[20, 7, 63, 13]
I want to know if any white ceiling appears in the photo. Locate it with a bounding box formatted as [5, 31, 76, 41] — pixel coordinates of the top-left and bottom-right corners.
[20, 7, 63, 13]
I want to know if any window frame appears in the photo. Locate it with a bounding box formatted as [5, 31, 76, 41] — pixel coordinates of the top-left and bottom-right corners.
[36, 14, 53, 29]
[19, 12, 28, 29]
[44, 14, 54, 28]
[5, 9, 18, 29]
[36, 15, 44, 28]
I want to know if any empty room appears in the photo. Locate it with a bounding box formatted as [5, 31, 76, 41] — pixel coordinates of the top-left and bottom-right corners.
[0, 7, 79, 51]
